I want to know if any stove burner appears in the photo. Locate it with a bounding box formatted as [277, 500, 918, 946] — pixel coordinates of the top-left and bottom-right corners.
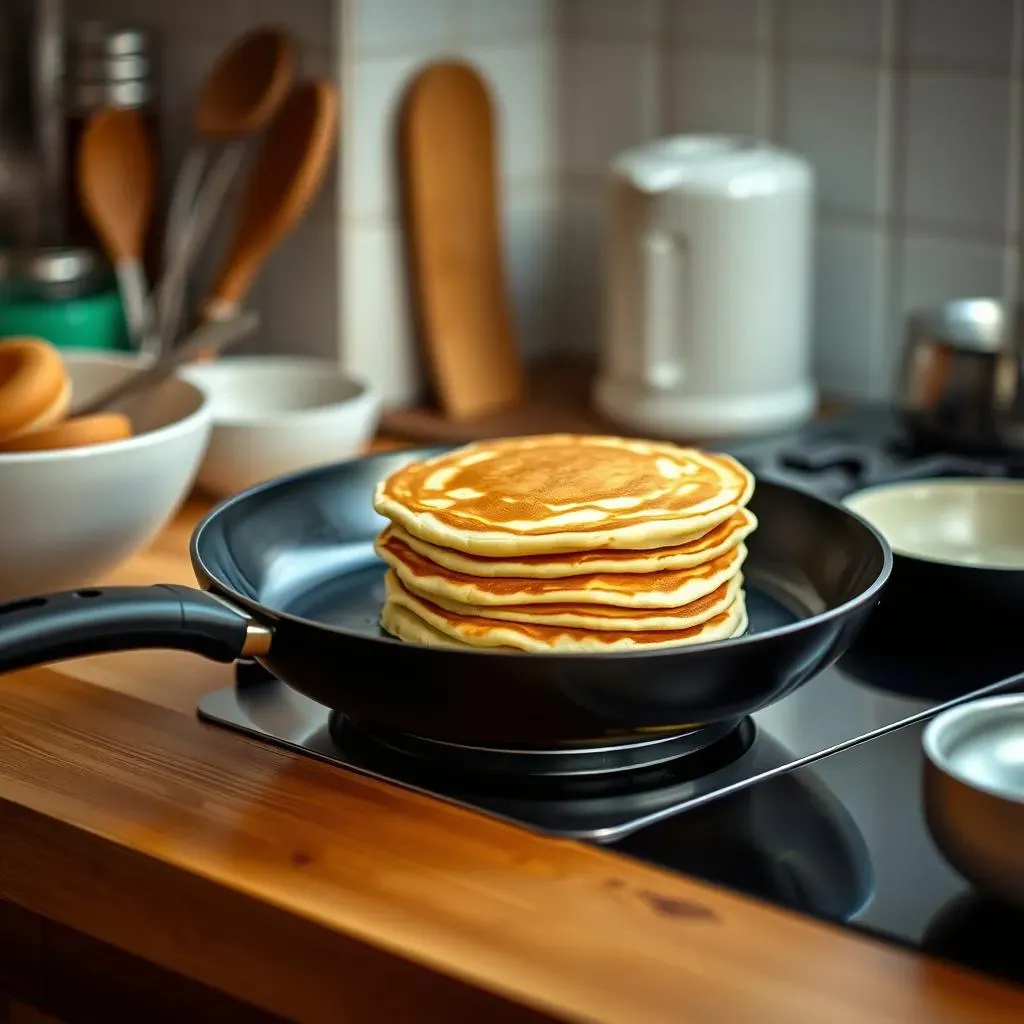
[330, 716, 743, 779]
[776, 445, 871, 478]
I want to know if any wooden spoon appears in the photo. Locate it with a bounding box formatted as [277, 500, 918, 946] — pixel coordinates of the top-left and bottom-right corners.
[196, 25, 298, 141]
[77, 107, 156, 352]
[157, 26, 296, 348]
[200, 77, 339, 325]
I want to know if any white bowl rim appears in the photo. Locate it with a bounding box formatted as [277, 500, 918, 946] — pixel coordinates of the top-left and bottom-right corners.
[842, 477, 1024, 572]
[182, 355, 379, 428]
[0, 356, 211, 464]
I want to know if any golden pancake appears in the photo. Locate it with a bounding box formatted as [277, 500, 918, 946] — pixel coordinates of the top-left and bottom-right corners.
[374, 434, 755, 556]
[379, 508, 757, 579]
[406, 573, 744, 632]
[381, 600, 487, 649]
[381, 571, 748, 653]
[375, 528, 746, 609]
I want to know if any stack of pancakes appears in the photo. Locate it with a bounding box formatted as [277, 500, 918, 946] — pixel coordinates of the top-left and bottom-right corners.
[373, 434, 756, 653]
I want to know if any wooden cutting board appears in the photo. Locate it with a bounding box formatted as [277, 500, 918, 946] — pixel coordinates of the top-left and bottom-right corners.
[379, 357, 613, 442]
[399, 60, 525, 422]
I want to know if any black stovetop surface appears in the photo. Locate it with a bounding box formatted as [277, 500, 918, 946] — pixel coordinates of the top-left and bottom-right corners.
[200, 405, 1024, 992]
[613, 673, 1024, 990]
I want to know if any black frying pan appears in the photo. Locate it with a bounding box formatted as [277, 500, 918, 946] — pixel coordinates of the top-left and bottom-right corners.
[839, 478, 1024, 695]
[0, 447, 892, 746]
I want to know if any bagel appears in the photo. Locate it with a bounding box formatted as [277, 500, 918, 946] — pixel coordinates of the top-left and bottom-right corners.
[0, 337, 71, 442]
[0, 412, 133, 453]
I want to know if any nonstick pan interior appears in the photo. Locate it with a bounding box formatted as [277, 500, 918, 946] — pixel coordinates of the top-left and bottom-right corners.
[191, 448, 891, 746]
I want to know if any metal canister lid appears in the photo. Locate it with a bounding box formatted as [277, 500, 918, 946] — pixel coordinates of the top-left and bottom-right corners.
[72, 22, 151, 58]
[0, 246, 111, 300]
[73, 52, 151, 84]
[70, 78, 153, 113]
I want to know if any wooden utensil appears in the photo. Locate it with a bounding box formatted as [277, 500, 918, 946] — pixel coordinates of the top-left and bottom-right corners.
[157, 25, 296, 350]
[77, 107, 156, 352]
[200, 77, 339, 325]
[400, 61, 525, 422]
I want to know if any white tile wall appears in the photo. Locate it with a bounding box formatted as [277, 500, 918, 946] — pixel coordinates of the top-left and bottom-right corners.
[664, 51, 766, 137]
[72, 0, 1024, 408]
[901, 72, 1013, 237]
[905, 0, 1016, 71]
[559, 40, 658, 176]
[339, 0, 558, 405]
[559, 0, 1024, 401]
[554, 181, 605, 356]
[778, 0, 887, 61]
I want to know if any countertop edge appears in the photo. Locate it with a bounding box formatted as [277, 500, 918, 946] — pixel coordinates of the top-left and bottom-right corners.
[0, 666, 1021, 1024]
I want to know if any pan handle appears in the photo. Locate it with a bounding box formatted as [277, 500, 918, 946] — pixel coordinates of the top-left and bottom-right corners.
[0, 584, 271, 675]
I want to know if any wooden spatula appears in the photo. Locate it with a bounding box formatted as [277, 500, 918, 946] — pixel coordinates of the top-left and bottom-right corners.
[400, 61, 525, 422]
[77, 107, 156, 353]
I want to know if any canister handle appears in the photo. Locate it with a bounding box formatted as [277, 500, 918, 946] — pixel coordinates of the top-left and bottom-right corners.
[640, 230, 687, 391]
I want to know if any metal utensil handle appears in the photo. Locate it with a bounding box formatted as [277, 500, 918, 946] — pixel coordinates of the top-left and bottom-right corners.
[0, 584, 269, 676]
[71, 309, 259, 417]
[162, 147, 208, 280]
[155, 142, 248, 348]
[116, 258, 150, 350]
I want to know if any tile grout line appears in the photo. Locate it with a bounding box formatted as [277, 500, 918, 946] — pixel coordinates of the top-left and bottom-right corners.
[335, 0, 359, 371]
[1004, 0, 1024, 303]
[642, 0, 666, 138]
[646, 41, 1019, 78]
[759, 0, 781, 140]
[879, 0, 905, 397]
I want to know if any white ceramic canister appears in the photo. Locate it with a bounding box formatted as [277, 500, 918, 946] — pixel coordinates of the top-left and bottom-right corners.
[594, 135, 816, 440]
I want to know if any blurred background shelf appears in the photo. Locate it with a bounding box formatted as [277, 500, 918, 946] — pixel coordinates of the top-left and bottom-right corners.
[378, 356, 612, 443]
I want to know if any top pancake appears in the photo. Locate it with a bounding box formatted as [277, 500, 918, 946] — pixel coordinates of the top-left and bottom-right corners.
[374, 434, 755, 556]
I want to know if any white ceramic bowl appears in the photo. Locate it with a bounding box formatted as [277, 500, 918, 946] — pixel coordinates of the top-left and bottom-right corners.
[181, 356, 381, 498]
[0, 352, 212, 601]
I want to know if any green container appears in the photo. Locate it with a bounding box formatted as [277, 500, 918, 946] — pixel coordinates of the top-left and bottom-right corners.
[0, 287, 130, 351]
[0, 247, 130, 352]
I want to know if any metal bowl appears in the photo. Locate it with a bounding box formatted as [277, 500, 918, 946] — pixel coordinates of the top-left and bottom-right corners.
[923, 694, 1024, 906]
[896, 297, 1024, 453]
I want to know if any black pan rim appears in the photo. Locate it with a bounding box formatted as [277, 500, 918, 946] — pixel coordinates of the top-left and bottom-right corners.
[190, 446, 895, 662]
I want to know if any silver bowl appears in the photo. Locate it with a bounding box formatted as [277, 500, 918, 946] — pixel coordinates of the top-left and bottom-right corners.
[923, 694, 1024, 906]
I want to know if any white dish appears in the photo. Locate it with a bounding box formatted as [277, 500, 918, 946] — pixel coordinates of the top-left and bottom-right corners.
[842, 478, 1024, 570]
[0, 351, 212, 601]
[181, 356, 381, 497]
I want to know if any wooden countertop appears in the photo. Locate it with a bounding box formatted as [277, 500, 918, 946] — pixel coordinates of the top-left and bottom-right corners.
[2, 477, 1023, 1022]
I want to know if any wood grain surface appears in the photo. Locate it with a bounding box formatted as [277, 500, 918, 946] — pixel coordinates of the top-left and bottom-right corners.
[0, 484, 1022, 1022]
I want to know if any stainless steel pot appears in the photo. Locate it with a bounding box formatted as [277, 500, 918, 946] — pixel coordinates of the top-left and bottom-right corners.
[896, 298, 1024, 453]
